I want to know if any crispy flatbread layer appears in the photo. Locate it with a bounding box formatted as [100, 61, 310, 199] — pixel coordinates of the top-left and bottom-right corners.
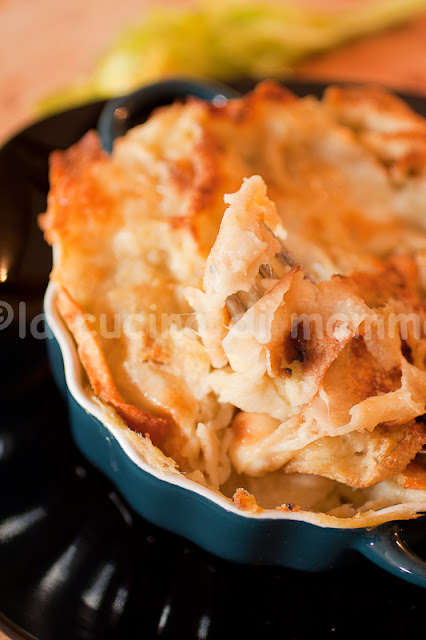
[55, 285, 170, 444]
[41, 81, 426, 521]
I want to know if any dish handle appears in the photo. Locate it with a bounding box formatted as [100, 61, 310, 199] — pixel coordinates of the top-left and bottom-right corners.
[97, 78, 241, 153]
[357, 522, 426, 588]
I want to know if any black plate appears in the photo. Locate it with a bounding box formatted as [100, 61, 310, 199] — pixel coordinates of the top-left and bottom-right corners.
[1, 84, 426, 640]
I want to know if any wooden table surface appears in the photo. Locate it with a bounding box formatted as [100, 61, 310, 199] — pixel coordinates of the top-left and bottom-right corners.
[1, 0, 426, 638]
[1, 0, 426, 146]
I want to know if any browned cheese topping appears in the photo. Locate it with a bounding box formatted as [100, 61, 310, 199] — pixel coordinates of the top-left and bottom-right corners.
[40, 82, 426, 525]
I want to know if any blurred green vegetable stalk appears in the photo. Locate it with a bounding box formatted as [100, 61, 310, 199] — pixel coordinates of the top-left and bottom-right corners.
[39, 0, 426, 115]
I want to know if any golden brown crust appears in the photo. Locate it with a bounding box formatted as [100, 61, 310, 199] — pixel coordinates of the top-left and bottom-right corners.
[232, 488, 263, 514]
[328, 337, 402, 403]
[324, 84, 426, 181]
[285, 420, 426, 488]
[39, 131, 113, 246]
[207, 79, 297, 125]
[349, 254, 423, 308]
[277, 274, 371, 387]
[399, 459, 426, 490]
[56, 286, 170, 445]
[275, 502, 300, 513]
[324, 84, 426, 133]
[166, 129, 221, 251]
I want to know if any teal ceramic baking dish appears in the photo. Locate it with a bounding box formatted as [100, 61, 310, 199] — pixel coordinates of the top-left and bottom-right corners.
[44, 78, 426, 588]
[44, 278, 426, 588]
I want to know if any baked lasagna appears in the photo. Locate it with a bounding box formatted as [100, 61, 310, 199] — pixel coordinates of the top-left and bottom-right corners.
[40, 81, 426, 526]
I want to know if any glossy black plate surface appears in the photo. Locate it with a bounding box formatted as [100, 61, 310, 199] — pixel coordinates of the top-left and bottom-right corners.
[1, 84, 426, 640]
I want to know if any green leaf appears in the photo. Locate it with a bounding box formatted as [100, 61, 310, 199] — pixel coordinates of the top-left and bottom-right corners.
[37, 0, 426, 116]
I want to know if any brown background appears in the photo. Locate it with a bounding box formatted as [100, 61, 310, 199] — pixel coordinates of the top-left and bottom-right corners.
[1, 0, 426, 637]
[1, 0, 426, 145]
